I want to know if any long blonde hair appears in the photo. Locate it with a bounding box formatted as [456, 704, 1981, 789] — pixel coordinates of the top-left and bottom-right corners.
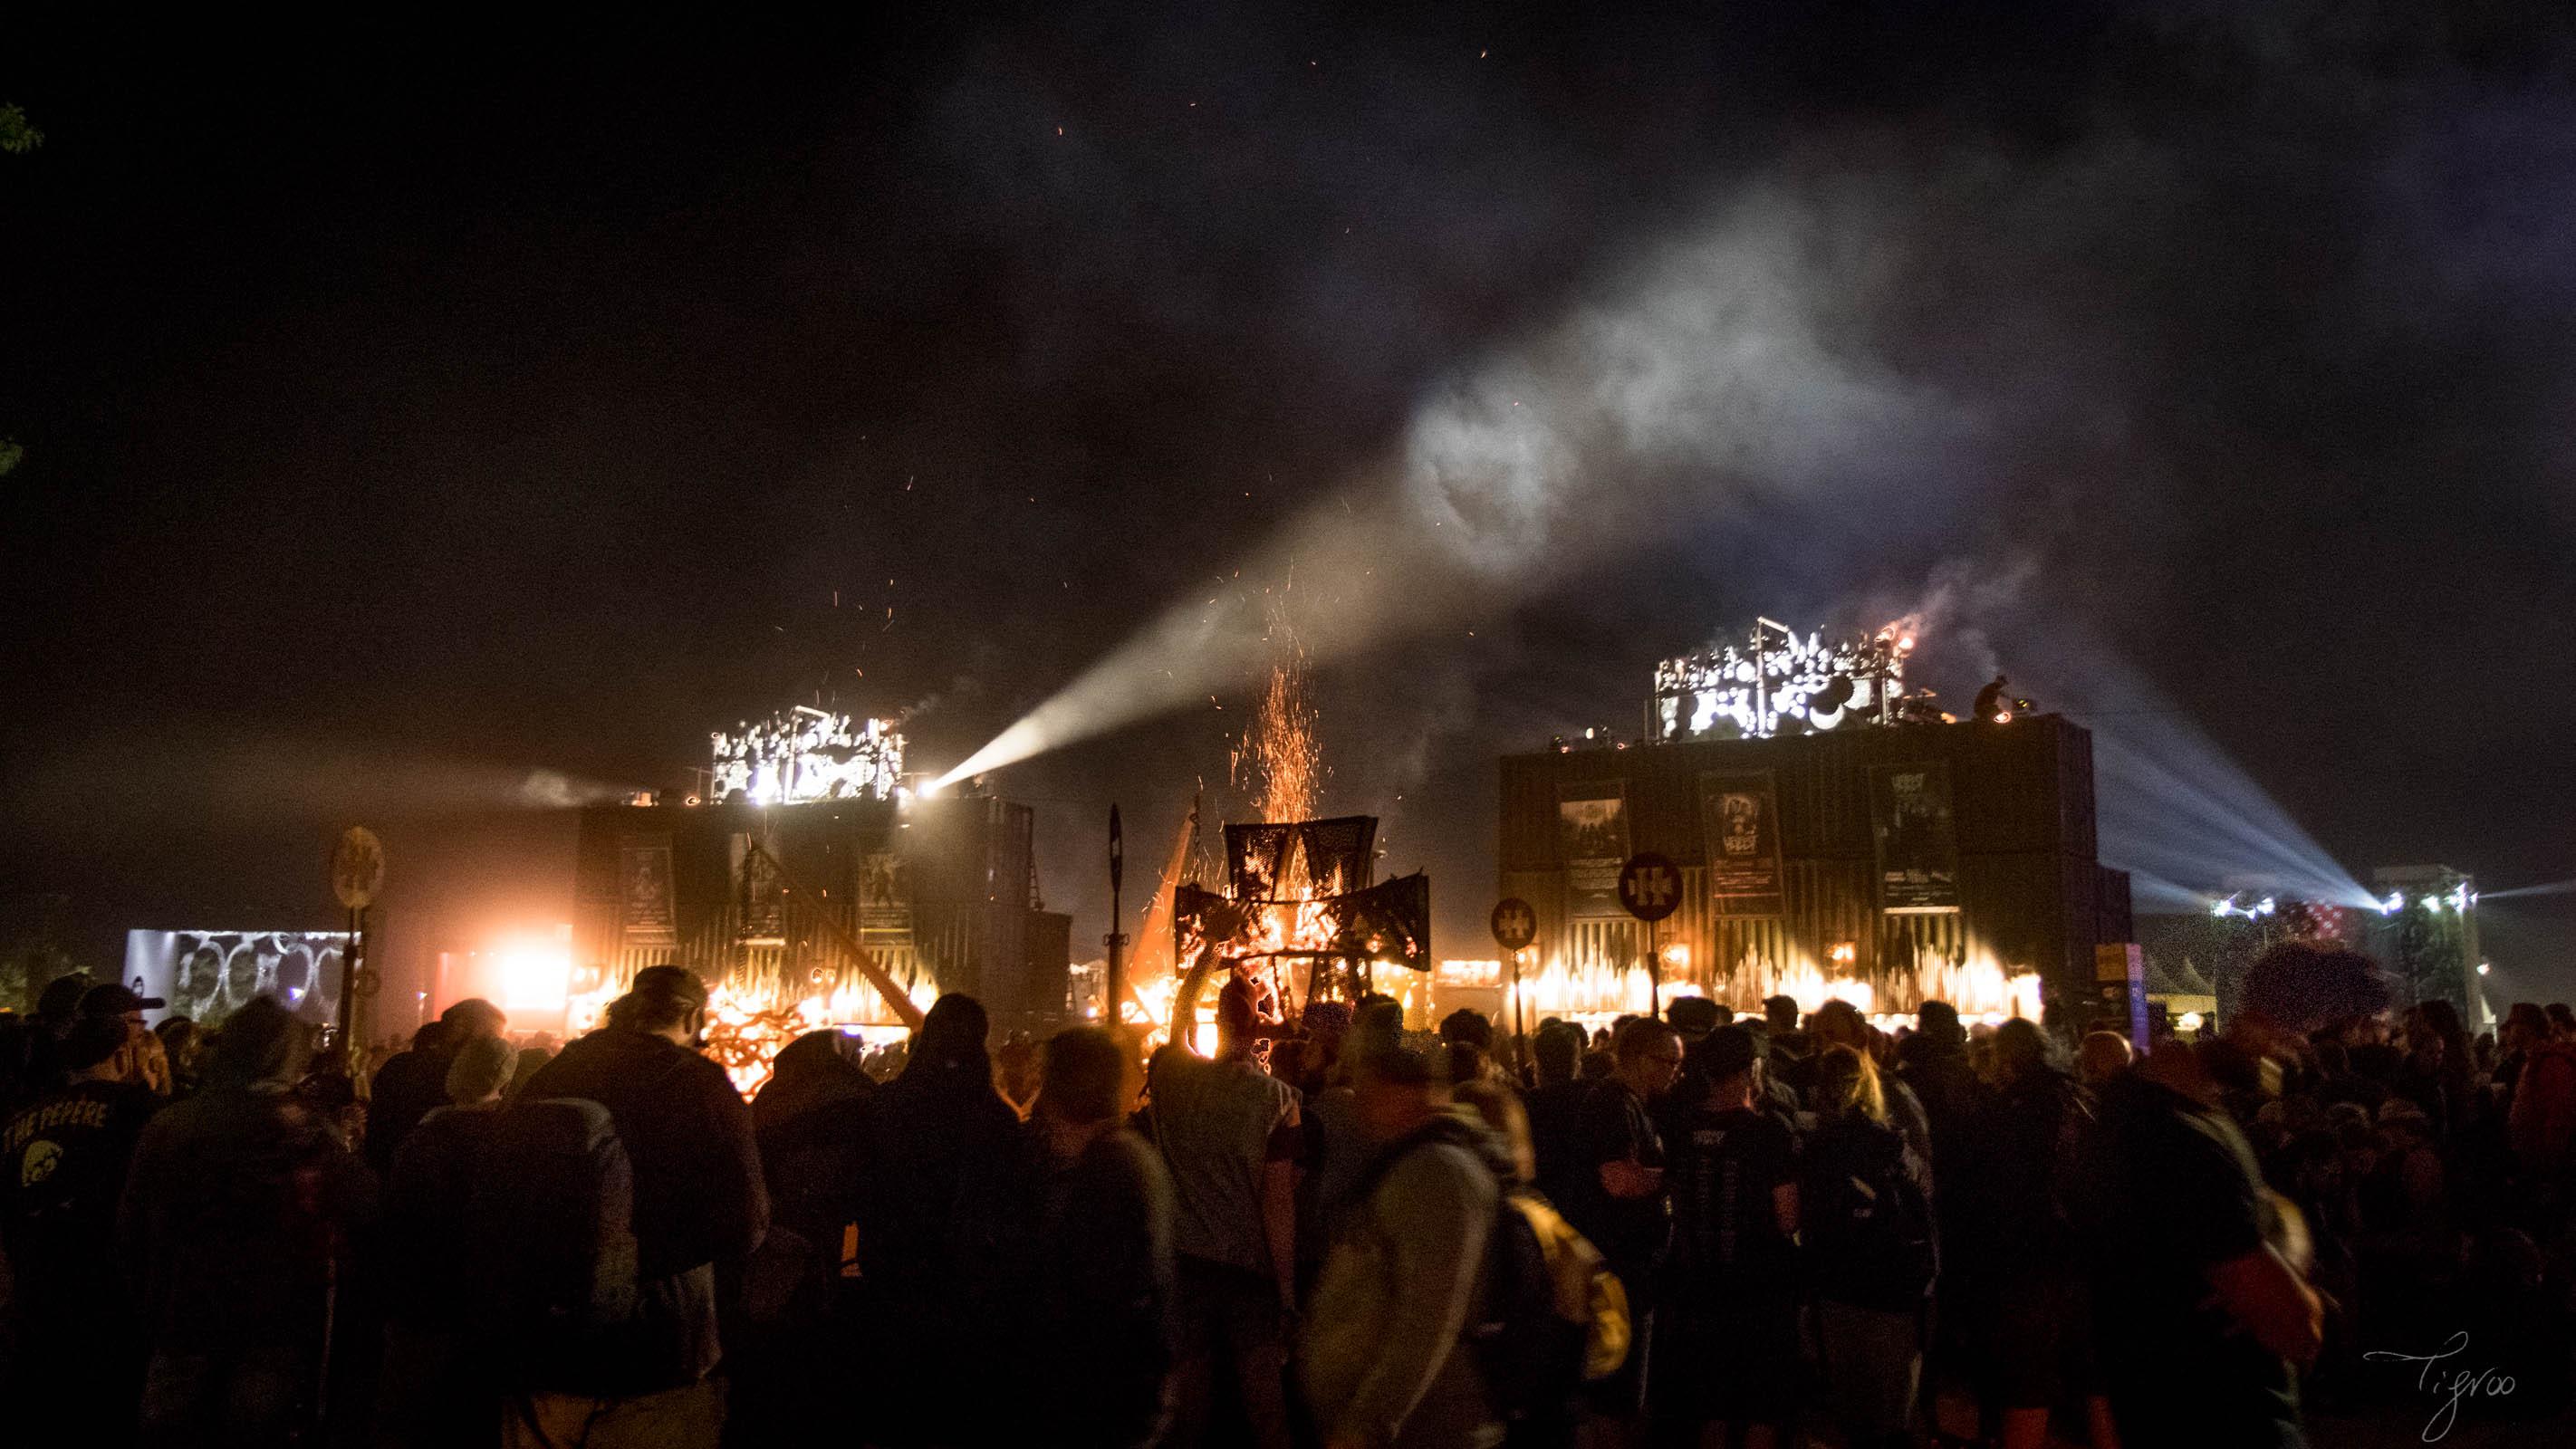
[1813, 1042, 1887, 1125]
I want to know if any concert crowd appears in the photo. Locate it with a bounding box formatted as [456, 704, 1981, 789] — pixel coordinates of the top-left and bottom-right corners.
[2, 942, 2571, 1447]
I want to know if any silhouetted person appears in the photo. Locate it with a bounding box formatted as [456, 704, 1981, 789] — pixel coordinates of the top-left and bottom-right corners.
[1972, 1019, 2104, 1449]
[24, 973, 92, 1092]
[1523, 1021, 1590, 1216]
[1027, 1026, 1178, 1448]
[728, 1030, 877, 1445]
[2086, 942, 2348, 1449]
[510, 967, 764, 1447]
[378, 1033, 516, 1449]
[1802, 1045, 1935, 1449]
[2076, 1032, 2133, 1089]
[1563, 1020, 1680, 1441]
[4, 1013, 158, 1448]
[1761, 995, 1811, 1102]
[370, 999, 505, 1174]
[121, 994, 375, 1447]
[1149, 985, 1302, 1449]
[1654, 1025, 1799, 1449]
[851, 993, 1027, 1446]
[1973, 674, 2010, 720]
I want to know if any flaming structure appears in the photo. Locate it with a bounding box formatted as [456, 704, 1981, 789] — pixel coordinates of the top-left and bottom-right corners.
[1158, 618, 1431, 1051]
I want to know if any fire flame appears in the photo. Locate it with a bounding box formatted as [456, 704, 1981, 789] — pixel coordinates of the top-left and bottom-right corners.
[1134, 607, 1350, 1056]
[1234, 606, 1323, 829]
[1498, 948, 2043, 1032]
[567, 973, 935, 1097]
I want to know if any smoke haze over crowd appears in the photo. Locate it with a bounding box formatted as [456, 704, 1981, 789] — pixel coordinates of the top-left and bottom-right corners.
[5, 4, 2571, 999]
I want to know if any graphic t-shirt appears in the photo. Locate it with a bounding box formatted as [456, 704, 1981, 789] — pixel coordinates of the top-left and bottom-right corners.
[1667, 1104, 1798, 1295]
[1562, 1080, 1669, 1281]
[2, 1079, 156, 1299]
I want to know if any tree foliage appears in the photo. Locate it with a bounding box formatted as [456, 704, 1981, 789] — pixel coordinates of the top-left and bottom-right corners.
[0, 102, 39, 154]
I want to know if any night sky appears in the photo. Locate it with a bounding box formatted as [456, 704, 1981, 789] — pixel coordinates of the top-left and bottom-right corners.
[5, 5, 2571, 1008]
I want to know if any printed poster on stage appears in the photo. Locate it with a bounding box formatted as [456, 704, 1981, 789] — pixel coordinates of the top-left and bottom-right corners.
[1557, 781, 1631, 918]
[860, 852, 909, 936]
[1697, 770, 1785, 917]
[619, 837, 676, 942]
[739, 837, 784, 942]
[1870, 763, 1962, 914]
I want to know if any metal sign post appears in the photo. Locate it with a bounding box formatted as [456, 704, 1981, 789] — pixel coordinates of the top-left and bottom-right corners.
[330, 827, 386, 1065]
[1105, 805, 1128, 1031]
[1490, 897, 1538, 1044]
[1617, 853, 1682, 1018]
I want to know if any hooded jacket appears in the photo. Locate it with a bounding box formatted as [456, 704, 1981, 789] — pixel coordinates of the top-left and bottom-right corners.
[1301, 1108, 1507, 1449]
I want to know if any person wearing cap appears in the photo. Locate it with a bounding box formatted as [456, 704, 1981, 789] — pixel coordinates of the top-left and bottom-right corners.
[3, 1011, 158, 1446]
[1652, 1023, 1800, 1449]
[512, 965, 764, 1446]
[81, 980, 168, 1029]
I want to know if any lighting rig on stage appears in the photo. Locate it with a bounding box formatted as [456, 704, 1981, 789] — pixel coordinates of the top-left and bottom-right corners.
[708, 706, 905, 805]
[1648, 619, 1934, 742]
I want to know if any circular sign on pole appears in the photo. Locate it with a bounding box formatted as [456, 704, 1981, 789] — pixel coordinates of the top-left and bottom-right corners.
[331, 827, 387, 911]
[1489, 897, 1538, 953]
[1617, 852, 1683, 923]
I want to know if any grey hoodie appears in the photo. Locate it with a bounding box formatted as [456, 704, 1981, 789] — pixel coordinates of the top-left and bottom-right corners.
[1299, 1109, 1505, 1449]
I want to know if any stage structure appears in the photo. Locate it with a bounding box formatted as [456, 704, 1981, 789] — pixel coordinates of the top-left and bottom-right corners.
[572, 707, 1070, 1090]
[2374, 866, 2484, 1025]
[2139, 868, 2485, 1031]
[1169, 814, 1430, 1049]
[1500, 620, 2129, 1030]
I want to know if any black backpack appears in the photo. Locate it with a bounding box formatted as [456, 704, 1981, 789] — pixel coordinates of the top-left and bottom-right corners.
[1807, 1122, 1937, 1303]
[463, 1097, 641, 1390]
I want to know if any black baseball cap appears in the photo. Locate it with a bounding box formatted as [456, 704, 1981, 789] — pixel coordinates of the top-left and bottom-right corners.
[81, 983, 166, 1018]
